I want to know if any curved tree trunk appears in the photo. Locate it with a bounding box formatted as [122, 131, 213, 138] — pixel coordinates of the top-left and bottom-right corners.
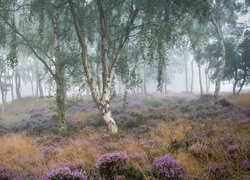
[210, 14, 226, 103]
[98, 90, 118, 133]
[15, 68, 21, 99]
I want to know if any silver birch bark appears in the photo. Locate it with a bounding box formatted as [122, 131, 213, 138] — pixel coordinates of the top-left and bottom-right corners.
[53, 11, 67, 135]
[210, 14, 226, 103]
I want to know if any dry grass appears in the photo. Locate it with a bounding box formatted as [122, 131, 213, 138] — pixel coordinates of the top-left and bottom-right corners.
[0, 133, 42, 176]
[227, 93, 250, 107]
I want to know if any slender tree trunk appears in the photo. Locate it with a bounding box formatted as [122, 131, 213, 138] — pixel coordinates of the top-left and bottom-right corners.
[53, 11, 67, 135]
[164, 82, 168, 93]
[0, 73, 5, 112]
[1, 91, 5, 112]
[118, 80, 122, 95]
[236, 76, 246, 94]
[96, 62, 101, 95]
[10, 75, 14, 101]
[142, 55, 147, 95]
[198, 62, 203, 95]
[190, 59, 194, 92]
[210, 14, 226, 103]
[205, 61, 210, 93]
[38, 77, 44, 97]
[143, 77, 147, 95]
[184, 50, 189, 92]
[15, 68, 21, 99]
[31, 79, 34, 96]
[35, 59, 39, 97]
[233, 80, 237, 95]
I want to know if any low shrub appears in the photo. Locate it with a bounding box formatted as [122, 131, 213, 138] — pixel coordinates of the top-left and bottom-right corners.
[205, 164, 229, 180]
[96, 151, 128, 179]
[224, 145, 240, 159]
[42, 146, 58, 160]
[42, 166, 88, 180]
[0, 166, 12, 180]
[153, 155, 187, 179]
[144, 99, 164, 107]
[243, 160, 250, 171]
[123, 164, 145, 180]
[189, 143, 212, 159]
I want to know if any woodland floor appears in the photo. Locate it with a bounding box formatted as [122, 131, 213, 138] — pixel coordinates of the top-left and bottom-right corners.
[0, 92, 250, 179]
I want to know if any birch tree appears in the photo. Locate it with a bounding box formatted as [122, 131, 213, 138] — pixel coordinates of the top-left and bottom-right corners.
[0, 0, 78, 135]
[68, 0, 144, 133]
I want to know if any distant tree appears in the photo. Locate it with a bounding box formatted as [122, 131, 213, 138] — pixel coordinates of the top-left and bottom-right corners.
[237, 30, 250, 93]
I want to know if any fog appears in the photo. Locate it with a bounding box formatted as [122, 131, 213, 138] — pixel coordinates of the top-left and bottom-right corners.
[1, 65, 242, 105]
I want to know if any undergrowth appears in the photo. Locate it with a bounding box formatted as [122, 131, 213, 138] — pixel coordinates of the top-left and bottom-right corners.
[0, 93, 249, 179]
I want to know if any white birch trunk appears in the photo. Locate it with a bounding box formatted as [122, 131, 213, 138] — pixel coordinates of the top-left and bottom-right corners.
[210, 14, 226, 103]
[103, 111, 118, 133]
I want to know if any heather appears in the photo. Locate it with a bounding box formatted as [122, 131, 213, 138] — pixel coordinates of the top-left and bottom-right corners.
[0, 93, 249, 179]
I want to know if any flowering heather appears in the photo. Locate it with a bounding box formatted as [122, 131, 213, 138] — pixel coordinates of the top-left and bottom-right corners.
[243, 160, 250, 171]
[153, 155, 187, 179]
[0, 166, 12, 180]
[129, 153, 145, 164]
[205, 164, 229, 180]
[42, 146, 58, 159]
[96, 152, 128, 179]
[42, 166, 88, 180]
[224, 145, 240, 158]
[189, 143, 211, 159]
[192, 131, 207, 143]
[68, 106, 85, 114]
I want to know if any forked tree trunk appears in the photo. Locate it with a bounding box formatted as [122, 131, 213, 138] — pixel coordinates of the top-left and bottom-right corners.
[68, 0, 144, 133]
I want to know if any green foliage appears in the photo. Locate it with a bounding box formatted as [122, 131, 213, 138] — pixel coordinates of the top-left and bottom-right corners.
[144, 99, 164, 108]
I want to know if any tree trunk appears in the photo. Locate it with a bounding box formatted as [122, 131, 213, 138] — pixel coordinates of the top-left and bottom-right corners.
[236, 76, 246, 94]
[98, 91, 118, 133]
[198, 62, 203, 95]
[30, 78, 34, 96]
[233, 80, 237, 95]
[190, 59, 194, 92]
[210, 14, 226, 103]
[68, 0, 144, 133]
[55, 79, 67, 135]
[205, 61, 210, 93]
[184, 50, 189, 92]
[15, 68, 21, 99]
[142, 55, 147, 95]
[53, 11, 67, 135]
[1, 92, 5, 112]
